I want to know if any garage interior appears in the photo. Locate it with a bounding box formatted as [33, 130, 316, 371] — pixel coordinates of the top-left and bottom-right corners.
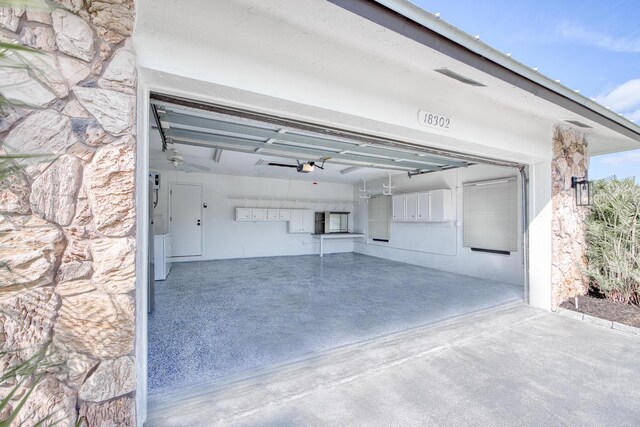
[147, 95, 525, 396]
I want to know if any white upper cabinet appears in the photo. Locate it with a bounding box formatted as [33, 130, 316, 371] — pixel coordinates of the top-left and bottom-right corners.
[251, 208, 267, 221]
[392, 195, 406, 221]
[236, 208, 294, 222]
[236, 208, 252, 221]
[429, 189, 452, 221]
[391, 189, 452, 222]
[267, 209, 279, 221]
[278, 209, 291, 221]
[405, 193, 417, 221]
[417, 192, 430, 221]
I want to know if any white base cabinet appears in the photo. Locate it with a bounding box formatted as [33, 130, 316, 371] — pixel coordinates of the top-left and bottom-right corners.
[392, 189, 452, 222]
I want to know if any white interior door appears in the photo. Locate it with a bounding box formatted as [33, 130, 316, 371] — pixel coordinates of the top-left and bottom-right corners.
[170, 183, 202, 257]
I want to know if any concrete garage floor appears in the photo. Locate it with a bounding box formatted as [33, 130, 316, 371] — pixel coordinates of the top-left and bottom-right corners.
[147, 304, 640, 426]
[148, 253, 522, 395]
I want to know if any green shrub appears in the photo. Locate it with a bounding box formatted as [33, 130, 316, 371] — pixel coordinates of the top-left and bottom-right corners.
[586, 177, 640, 305]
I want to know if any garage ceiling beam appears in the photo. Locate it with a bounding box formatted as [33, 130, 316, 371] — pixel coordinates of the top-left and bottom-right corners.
[159, 111, 469, 168]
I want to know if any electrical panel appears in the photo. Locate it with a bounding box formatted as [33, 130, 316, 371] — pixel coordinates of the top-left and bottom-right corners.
[149, 173, 160, 189]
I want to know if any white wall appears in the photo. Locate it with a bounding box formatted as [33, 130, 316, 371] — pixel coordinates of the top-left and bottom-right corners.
[353, 165, 524, 286]
[134, 0, 561, 166]
[528, 161, 552, 310]
[151, 170, 356, 261]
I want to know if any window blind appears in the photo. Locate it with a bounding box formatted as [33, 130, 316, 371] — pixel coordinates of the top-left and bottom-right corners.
[463, 178, 518, 252]
[368, 195, 390, 241]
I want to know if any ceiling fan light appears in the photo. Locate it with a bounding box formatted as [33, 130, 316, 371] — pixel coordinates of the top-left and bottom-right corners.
[299, 162, 315, 173]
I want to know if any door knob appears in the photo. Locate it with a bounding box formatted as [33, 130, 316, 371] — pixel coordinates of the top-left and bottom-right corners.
[197, 219, 201, 226]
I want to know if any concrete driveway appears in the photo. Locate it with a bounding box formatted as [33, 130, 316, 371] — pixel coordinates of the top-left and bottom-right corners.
[146, 303, 640, 426]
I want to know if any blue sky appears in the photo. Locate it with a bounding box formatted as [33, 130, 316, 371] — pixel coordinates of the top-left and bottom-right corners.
[413, 0, 640, 180]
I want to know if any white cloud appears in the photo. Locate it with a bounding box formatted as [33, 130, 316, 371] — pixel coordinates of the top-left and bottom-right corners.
[557, 21, 640, 53]
[595, 79, 640, 122]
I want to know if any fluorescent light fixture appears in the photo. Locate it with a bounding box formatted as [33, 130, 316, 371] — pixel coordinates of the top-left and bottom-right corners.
[340, 166, 363, 175]
[434, 68, 486, 87]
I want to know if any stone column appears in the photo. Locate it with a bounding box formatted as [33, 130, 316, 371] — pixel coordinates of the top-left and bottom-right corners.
[0, 0, 137, 425]
[551, 125, 589, 310]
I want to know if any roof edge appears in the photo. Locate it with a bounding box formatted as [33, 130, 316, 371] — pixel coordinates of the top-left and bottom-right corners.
[367, 0, 640, 141]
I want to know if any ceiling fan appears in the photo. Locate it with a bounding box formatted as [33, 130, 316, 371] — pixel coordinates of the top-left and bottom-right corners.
[165, 148, 211, 173]
[266, 159, 328, 173]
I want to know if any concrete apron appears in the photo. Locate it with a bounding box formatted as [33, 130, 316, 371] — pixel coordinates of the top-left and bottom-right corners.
[146, 303, 640, 426]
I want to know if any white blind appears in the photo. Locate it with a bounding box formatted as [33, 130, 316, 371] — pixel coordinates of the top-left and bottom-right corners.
[368, 195, 390, 241]
[463, 178, 518, 252]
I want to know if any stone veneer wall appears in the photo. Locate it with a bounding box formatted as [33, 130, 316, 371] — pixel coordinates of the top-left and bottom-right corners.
[0, 1, 137, 425]
[551, 124, 589, 310]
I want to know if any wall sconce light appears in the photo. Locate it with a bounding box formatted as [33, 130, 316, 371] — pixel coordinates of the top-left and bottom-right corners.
[571, 175, 592, 206]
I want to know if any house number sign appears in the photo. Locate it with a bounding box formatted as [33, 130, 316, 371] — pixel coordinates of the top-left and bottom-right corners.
[418, 110, 451, 131]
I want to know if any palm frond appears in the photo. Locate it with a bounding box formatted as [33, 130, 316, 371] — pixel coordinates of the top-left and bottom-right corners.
[586, 178, 640, 304]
